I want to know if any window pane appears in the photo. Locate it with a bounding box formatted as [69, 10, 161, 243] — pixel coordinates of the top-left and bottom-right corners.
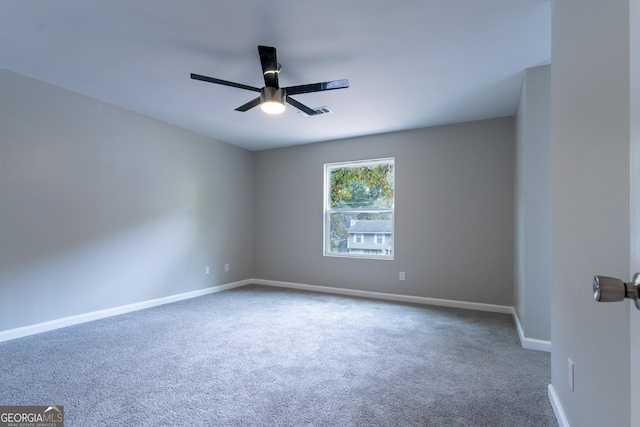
[329, 163, 394, 210]
[324, 157, 394, 259]
[327, 211, 392, 256]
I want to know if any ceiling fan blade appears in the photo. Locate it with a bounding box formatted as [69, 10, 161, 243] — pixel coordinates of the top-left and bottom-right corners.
[235, 97, 262, 112]
[286, 96, 319, 116]
[258, 45, 279, 88]
[285, 79, 349, 96]
[191, 73, 261, 92]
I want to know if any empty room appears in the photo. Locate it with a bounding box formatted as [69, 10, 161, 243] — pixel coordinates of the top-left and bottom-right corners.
[1, 1, 638, 426]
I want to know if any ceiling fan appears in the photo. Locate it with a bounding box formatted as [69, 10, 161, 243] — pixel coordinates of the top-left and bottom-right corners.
[191, 45, 349, 116]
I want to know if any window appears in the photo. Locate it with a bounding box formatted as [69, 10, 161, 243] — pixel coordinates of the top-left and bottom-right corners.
[324, 157, 394, 259]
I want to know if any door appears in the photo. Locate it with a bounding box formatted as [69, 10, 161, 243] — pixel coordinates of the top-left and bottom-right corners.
[551, 0, 635, 425]
[632, 0, 639, 424]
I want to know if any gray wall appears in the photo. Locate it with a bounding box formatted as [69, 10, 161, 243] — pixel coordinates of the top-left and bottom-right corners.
[253, 118, 515, 306]
[551, 0, 631, 425]
[0, 69, 254, 332]
[515, 65, 551, 342]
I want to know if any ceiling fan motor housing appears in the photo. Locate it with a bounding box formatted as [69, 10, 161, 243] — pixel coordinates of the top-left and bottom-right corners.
[261, 86, 285, 104]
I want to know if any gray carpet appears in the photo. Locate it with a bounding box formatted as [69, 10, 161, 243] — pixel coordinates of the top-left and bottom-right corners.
[0, 285, 557, 426]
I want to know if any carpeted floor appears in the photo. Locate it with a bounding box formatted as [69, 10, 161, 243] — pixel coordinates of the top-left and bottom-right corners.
[0, 284, 557, 426]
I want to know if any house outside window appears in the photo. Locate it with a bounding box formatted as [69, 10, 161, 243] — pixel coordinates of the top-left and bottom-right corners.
[323, 158, 394, 259]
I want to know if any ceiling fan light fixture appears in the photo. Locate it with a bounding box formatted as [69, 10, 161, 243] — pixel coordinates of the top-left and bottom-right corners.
[260, 100, 285, 114]
[260, 87, 286, 115]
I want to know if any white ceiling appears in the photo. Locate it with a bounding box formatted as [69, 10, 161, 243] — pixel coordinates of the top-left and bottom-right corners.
[0, 1, 551, 151]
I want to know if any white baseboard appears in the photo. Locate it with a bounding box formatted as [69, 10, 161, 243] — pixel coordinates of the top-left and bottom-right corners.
[512, 309, 552, 352]
[548, 384, 570, 427]
[253, 279, 555, 353]
[1, 278, 553, 358]
[252, 278, 513, 314]
[0, 279, 250, 343]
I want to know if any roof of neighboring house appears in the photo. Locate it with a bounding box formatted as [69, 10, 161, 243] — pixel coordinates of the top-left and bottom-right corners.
[348, 220, 392, 234]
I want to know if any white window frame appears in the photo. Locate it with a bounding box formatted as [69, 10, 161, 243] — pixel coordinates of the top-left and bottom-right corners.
[375, 234, 385, 245]
[323, 157, 395, 260]
[354, 233, 364, 244]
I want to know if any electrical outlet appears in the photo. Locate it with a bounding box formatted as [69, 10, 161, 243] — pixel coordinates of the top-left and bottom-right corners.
[224, 263, 229, 272]
[568, 357, 574, 391]
[205, 266, 210, 275]
[399, 271, 406, 281]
